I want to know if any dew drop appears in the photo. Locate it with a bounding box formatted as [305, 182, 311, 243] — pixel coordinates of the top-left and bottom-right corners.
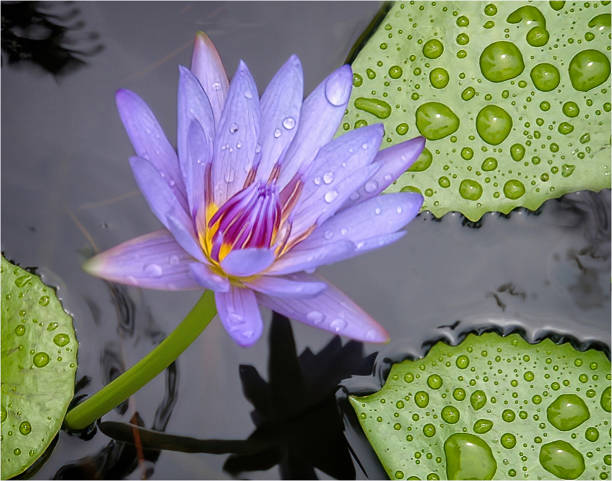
[476, 105, 513, 145]
[547, 394, 590, 431]
[306, 311, 325, 325]
[415, 391, 429, 408]
[33, 352, 50, 368]
[500, 432, 516, 449]
[330, 318, 347, 332]
[325, 72, 351, 106]
[423, 423, 436, 437]
[470, 390, 487, 410]
[429, 67, 449, 89]
[143, 263, 163, 278]
[459, 179, 483, 201]
[354, 97, 392, 119]
[415, 102, 459, 140]
[441, 405, 460, 423]
[479, 41, 525, 82]
[531, 63, 561, 91]
[388, 65, 403, 79]
[444, 433, 497, 479]
[474, 418, 494, 434]
[322, 172, 334, 184]
[568, 49, 611, 91]
[503, 179, 526, 200]
[539, 440, 585, 479]
[282, 116, 296, 130]
[527, 26, 550, 47]
[38, 295, 50, 306]
[19, 421, 31, 435]
[408, 148, 433, 172]
[585, 426, 599, 442]
[324, 190, 339, 203]
[427, 374, 443, 389]
[53, 333, 70, 347]
[600, 386, 611, 412]
[15, 325, 25, 336]
[423, 39, 444, 59]
[364, 180, 378, 193]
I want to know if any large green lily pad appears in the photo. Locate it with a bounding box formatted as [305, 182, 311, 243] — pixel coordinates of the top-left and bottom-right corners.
[350, 332, 611, 480]
[341, 1, 611, 220]
[1, 256, 78, 479]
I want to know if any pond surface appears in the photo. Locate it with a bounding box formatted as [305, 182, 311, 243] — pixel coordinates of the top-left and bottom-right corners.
[1, 1, 610, 479]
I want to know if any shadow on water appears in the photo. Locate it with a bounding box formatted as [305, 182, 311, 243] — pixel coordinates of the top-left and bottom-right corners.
[98, 313, 375, 480]
[49, 282, 180, 480]
[1, 1, 103, 77]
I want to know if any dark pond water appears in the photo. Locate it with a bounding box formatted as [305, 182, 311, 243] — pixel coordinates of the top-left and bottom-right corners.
[1, 1, 610, 479]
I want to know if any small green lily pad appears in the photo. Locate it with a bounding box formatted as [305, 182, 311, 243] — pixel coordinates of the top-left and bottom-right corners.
[350, 332, 611, 480]
[342, 1, 611, 220]
[1, 256, 78, 479]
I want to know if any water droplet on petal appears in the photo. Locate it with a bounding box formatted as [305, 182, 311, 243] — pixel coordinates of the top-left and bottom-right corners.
[244, 90, 253, 99]
[282, 117, 296, 130]
[330, 318, 347, 332]
[364, 180, 378, 193]
[144, 264, 163, 277]
[324, 190, 339, 203]
[323, 172, 334, 184]
[212, 81, 221, 91]
[307, 311, 325, 324]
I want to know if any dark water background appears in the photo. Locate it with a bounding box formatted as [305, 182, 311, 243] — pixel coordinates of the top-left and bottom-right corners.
[1, 2, 610, 479]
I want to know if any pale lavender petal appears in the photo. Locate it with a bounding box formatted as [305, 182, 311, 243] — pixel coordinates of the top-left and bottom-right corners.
[255, 55, 303, 181]
[298, 193, 423, 249]
[331, 231, 407, 263]
[220, 248, 275, 277]
[277, 65, 353, 188]
[215, 286, 263, 347]
[116, 89, 184, 197]
[191, 31, 229, 125]
[83, 230, 201, 290]
[343, 136, 426, 209]
[165, 208, 206, 263]
[267, 240, 355, 275]
[292, 125, 383, 228]
[183, 120, 211, 217]
[212, 60, 261, 204]
[189, 263, 230, 292]
[289, 162, 380, 241]
[245, 273, 326, 298]
[177, 67, 214, 215]
[256, 274, 389, 343]
[129, 156, 188, 230]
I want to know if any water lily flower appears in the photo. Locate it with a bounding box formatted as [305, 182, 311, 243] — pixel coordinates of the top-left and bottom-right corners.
[85, 32, 425, 347]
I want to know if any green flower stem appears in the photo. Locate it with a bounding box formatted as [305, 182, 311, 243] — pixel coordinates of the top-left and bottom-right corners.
[64, 291, 216, 430]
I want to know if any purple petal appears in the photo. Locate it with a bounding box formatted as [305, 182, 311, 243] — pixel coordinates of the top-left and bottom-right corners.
[256, 274, 389, 343]
[165, 208, 206, 263]
[245, 273, 326, 298]
[343, 136, 426, 209]
[183, 120, 211, 217]
[83, 230, 201, 290]
[189, 263, 230, 292]
[289, 162, 380, 242]
[116, 89, 185, 196]
[212, 60, 261, 204]
[277, 65, 353, 188]
[190, 31, 229, 125]
[177, 67, 214, 214]
[267, 240, 355, 275]
[332, 231, 407, 264]
[255, 55, 304, 181]
[129, 156, 188, 230]
[220, 248, 275, 277]
[291, 125, 383, 230]
[298, 192, 423, 249]
[215, 287, 263, 347]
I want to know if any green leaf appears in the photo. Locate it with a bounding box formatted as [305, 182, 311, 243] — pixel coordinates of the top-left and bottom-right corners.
[350, 332, 611, 480]
[341, 1, 611, 221]
[1, 256, 78, 479]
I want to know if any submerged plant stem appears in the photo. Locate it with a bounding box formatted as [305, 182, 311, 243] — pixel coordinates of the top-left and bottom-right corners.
[64, 291, 216, 430]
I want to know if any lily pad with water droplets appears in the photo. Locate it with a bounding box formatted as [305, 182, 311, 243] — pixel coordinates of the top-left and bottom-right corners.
[1, 256, 78, 479]
[350, 332, 611, 480]
[341, 1, 611, 221]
